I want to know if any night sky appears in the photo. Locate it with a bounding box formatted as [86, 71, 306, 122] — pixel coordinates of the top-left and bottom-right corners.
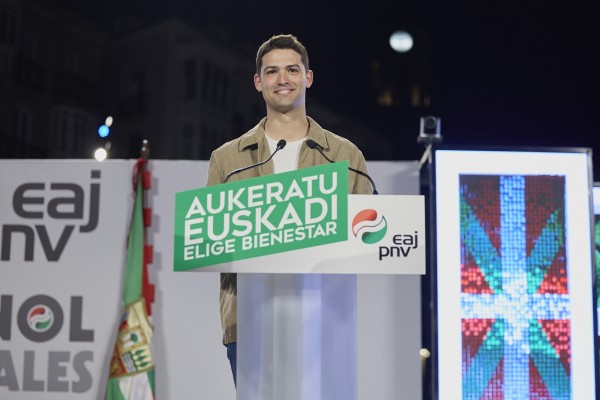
[59, 0, 600, 177]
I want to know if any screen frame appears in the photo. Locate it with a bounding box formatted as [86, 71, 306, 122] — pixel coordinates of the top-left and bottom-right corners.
[428, 145, 597, 399]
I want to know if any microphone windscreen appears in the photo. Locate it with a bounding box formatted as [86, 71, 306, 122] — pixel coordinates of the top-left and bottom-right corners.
[277, 139, 287, 150]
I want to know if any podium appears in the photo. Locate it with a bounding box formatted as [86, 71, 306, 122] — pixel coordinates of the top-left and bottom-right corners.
[174, 162, 425, 400]
[237, 273, 357, 399]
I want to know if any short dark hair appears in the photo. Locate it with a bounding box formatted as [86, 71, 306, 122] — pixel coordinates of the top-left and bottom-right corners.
[255, 34, 309, 75]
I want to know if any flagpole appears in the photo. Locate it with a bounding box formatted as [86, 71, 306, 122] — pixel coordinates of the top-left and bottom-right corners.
[141, 139, 150, 160]
[139, 139, 155, 316]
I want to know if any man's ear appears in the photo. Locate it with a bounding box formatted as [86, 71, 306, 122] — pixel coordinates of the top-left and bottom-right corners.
[254, 74, 262, 92]
[306, 70, 314, 88]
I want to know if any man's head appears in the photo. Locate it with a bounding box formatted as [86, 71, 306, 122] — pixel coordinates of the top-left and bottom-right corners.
[256, 34, 309, 75]
[254, 34, 313, 115]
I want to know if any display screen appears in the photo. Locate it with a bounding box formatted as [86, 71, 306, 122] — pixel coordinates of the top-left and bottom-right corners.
[592, 185, 600, 337]
[433, 149, 595, 399]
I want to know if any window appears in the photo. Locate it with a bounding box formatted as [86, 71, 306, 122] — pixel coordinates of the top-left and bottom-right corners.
[64, 51, 79, 74]
[181, 124, 195, 159]
[21, 33, 38, 61]
[0, 6, 16, 47]
[16, 108, 33, 142]
[0, 48, 11, 75]
[183, 58, 196, 101]
[49, 106, 94, 156]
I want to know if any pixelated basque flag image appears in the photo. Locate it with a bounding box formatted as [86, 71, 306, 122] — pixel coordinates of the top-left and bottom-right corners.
[460, 174, 570, 399]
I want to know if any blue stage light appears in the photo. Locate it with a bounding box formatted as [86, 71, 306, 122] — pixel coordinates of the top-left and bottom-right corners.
[98, 124, 110, 138]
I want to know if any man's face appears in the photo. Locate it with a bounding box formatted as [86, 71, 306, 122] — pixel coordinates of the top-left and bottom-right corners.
[254, 48, 313, 114]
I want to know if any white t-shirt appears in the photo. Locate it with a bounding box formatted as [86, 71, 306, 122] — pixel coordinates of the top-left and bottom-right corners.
[267, 135, 305, 173]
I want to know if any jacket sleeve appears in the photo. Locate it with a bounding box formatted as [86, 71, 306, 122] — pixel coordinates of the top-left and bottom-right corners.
[206, 150, 224, 187]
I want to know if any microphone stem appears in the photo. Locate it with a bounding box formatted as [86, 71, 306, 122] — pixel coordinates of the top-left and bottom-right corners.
[223, 142, 286, 183]
[314, 146, 378, 194]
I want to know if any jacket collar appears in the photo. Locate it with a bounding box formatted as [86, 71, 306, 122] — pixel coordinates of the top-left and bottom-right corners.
[237, 116, 330, 151]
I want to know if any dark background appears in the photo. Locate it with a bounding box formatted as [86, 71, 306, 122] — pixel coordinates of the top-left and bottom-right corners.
[55, 0, 600, 177]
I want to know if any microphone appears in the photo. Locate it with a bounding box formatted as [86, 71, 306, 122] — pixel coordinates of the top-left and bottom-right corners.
[223, 139, 287, 183]
[306, 139, 378, 194]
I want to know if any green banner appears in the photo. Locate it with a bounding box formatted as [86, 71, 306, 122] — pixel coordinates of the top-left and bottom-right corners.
[174, 162, 349, 271]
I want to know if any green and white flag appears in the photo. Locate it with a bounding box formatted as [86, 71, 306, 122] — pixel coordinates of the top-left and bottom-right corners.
[106, 160, 155, 400]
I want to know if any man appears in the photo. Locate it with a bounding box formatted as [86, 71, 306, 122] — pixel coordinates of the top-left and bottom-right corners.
[206, 34, 373, 385]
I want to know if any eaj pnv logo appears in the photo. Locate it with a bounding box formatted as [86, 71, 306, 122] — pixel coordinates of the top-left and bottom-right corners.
[351, 206, 421, 261]
[352, 209, 387, 244]
[174, 162, 349, 271]
[27, 305, 54, 333]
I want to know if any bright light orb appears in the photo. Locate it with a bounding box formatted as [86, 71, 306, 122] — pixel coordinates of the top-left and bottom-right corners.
[94, 148, 108, 161]
[105, 116, 113, 127]
[98, 124, 109, 138]
[389, 31, 414, 53]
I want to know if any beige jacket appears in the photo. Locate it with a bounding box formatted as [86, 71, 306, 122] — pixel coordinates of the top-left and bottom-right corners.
[206, 116, 372, 345]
